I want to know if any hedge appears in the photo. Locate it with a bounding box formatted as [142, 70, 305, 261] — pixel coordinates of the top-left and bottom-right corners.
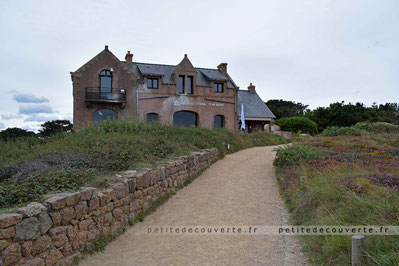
[276, 116, 318, 135]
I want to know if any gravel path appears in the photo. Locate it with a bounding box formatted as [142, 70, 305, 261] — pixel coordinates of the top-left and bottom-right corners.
[80, 146, 308, 266]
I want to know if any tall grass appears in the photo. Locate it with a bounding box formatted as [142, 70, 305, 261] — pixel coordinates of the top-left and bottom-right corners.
[0, 121, 288, 209]
[288, 168, 399, 265]
[273, 145, 325, 169]
[321, 126, 362, 136]
[0, 121, 287, 165]
[274, 134, 399, 265]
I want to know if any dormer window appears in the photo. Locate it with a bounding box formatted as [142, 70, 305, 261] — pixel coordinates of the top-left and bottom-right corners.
[214, 82, 224, 93]
[187, 76, 193, 94]
[178, 75, 185, 94]
[147, 78, 159, 89]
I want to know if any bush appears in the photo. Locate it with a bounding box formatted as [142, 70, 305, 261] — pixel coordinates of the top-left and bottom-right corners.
[276, 116, 318, 135]
[319, 122, 399, 137]
[355, 122, 399, 134]
[39, 120, 73, 138]
[321, 126, 362, 136]
[304, 101, 399, 132]
[0, 128, 37, 142]
[273, 144, 324, 169]
[0, 169, 96, 208]
[0, 152, 94, 183]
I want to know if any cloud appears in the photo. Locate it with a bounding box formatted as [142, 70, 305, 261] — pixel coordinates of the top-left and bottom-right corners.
[19, 104, 54, 114]
[0, 122, 5, 130]
[13, 92, 49, 103]
[1, 113, 23, 120]
[61, 113, 73, 122]
[24, 114, 59, 122]
[22, 125, 41, 132]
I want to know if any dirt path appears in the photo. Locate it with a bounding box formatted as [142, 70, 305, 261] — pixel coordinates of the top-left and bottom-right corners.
[79, 146, 308, 266]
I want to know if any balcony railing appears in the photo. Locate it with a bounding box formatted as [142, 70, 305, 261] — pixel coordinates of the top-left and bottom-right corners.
[85, 87, 126, 103]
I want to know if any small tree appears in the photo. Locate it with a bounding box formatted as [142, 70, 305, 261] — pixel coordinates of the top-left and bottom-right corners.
[265, 99, 309, 119]
[39, 120, 73, 137]
[0, 127, 37, 142]
[276, 116, 318, 135]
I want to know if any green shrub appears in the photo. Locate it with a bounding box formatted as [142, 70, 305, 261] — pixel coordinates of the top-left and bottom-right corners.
[273, 144, 324, 169]
[0, 127, 37, 142]
[0, 169, 96, 208]
[355, 122, 399, 134]
[321, 126, 362, 136]
[276, 116, 318, 135]
[319, 122, 398, 137]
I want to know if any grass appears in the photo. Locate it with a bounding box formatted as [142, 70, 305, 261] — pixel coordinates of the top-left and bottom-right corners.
[321, 126, 362, 136]
[73, 226, 127, 265]
[129, 190, 177, 225]
[87, 226, 127, 254]
[273, 144, 325, 169]
[274, 131, 399, 265]
[0, 120, 288, 209]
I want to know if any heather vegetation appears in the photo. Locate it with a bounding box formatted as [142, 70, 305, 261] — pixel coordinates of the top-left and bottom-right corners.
[0, 120, 288, 209]
[320, 125, 362, 136]
[273, 145, 324, 169]
[321, 122, 399, 137]
[274, 127, 399, 265]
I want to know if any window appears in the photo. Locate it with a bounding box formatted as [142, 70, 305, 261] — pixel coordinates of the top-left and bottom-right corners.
[187, 76, 193, 94]
[100, 70, 112, 95]
[147, 78, 159, 89]
[178, 75, 185, 94]
[173, 111, 198, 127]
[146, 113, 159, 123]
[214, 82, 224, 93]
[93, 109, 118, 124]
[214, 115, 225, 128]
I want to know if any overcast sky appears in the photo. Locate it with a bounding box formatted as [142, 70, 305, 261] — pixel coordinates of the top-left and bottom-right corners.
[0, 0, 398, 131]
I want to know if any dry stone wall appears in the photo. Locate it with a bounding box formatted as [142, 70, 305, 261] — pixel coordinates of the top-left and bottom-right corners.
[0, 149, 218, 266]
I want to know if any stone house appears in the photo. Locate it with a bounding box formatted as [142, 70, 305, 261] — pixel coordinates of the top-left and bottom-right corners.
[238, 83, 276, 132]
[71, 46, 275, 130]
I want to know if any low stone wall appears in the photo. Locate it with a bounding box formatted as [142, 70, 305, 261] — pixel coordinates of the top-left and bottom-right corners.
[0, 149, 219, 266]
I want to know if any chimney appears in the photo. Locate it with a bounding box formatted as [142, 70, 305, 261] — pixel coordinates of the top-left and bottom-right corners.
[217, 63, 227, 73]
[125, 51, 133, 66]
[248, 82, 256, 94]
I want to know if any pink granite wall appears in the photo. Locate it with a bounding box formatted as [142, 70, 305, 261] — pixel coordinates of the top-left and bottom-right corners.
[0, 149, 218, 266]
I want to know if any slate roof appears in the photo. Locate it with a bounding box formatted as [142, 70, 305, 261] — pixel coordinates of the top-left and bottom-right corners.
[238, 90, 276, 119]
[125, 62, 234, 89]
